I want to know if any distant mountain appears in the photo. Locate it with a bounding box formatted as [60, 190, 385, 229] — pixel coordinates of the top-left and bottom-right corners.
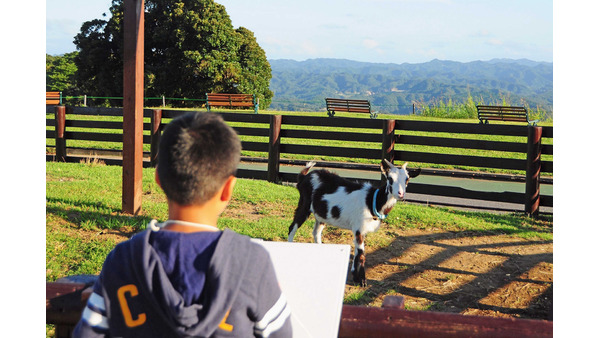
[268, 58, 553, 114]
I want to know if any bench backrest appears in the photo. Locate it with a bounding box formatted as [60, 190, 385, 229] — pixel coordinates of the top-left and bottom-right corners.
[206, 93, 257, 113]
[476, 105, 536, 124]
[325, 98, 378, 118]
[206, 93, 254, 106]
[46, 91, 62, 105]
[326, 98, 371, 113]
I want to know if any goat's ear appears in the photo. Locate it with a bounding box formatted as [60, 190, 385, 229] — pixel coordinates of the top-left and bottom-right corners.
[380, 159, 392, 175]
[409, 168, 421, 178]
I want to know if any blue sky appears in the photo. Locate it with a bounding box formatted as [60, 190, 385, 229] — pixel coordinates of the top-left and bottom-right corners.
[46, 0, 552, 64]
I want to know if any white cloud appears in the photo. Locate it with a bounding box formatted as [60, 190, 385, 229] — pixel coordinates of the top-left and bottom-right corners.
[363, 39, 379, 49]
[487, 38, 504, 46]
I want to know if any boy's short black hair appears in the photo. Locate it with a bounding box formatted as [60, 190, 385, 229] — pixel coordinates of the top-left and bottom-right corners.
[156, 112, 241, 205]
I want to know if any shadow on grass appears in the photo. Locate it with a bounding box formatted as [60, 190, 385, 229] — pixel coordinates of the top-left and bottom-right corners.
[46, 197, 152, 233]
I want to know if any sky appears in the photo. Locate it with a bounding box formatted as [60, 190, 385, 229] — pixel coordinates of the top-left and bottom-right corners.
[46, 0, 553, 64]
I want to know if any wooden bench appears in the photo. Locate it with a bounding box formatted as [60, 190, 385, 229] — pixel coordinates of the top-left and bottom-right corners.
[47, 279, 552, 338]
[206, 93, 258, 114]
[46, 91, 62, 105]
[477, 105, 538, 125]
[326, 98, 377, 118]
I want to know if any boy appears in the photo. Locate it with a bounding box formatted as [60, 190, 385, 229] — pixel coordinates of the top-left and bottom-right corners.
[73, 112, 292, 337]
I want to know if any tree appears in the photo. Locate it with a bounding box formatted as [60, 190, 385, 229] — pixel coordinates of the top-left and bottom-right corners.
[46, 52, 79, 94]
[74, 0, 272, 108]
[235, 27, 272, 108]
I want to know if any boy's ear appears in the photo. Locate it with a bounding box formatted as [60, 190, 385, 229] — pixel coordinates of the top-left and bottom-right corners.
[220, 176, 237, 202]
[155, 169, 161, 188]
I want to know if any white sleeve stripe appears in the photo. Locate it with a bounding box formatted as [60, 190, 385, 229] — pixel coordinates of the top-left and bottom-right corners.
[255, 303, 291, 337]
[256, 294, 287, 330]
[88, 292, 106, 311]
[82, 306, 109, 329]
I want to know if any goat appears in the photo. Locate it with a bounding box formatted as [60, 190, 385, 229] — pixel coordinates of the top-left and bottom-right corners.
[287, 159, 421, 286]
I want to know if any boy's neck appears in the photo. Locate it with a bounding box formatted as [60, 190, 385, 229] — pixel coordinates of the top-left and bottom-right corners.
[165, 200, 221, 233]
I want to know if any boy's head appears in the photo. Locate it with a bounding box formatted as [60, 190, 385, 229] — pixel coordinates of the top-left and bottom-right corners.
[156, 112, 241, 206]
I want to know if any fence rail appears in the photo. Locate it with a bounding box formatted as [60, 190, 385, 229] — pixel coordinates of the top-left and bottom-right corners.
[46, 106, 553, 215]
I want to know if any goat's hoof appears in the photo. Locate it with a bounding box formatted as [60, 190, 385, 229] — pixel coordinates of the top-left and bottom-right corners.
[352, 269, 367, 287]
[352, 276, 367, 287]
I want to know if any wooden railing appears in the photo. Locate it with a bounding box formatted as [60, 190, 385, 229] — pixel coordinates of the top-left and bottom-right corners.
[46, 107, 552, 215]
[46, 280, 552, 338]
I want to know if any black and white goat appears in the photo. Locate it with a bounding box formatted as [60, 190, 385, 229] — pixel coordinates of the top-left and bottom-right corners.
[287, 160, 420, 286]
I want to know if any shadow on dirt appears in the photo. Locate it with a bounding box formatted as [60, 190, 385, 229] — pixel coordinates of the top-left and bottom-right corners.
[346, 229, 553, 320]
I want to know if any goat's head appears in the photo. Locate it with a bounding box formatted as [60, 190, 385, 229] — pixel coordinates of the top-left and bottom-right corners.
[380, 159, 421, 200]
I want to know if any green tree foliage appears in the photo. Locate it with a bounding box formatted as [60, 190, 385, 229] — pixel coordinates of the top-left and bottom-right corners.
[74, 0, 272, 108]
[46, 52, 79, 94]
[235, 27, 272, 108]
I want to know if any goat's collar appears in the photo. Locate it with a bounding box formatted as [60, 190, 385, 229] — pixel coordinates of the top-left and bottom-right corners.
[372, 189, 388, 220]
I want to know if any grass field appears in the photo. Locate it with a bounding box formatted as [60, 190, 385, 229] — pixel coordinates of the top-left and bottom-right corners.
[46, 161, 552, 282]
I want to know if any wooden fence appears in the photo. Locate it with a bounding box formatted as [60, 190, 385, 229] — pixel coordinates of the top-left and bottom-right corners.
[46, 106, 553, 215]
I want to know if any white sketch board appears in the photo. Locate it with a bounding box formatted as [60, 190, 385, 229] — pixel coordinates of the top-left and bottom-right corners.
[252, 240, 350, 338]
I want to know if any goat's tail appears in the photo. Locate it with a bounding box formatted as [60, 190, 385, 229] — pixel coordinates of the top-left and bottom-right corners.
[298, 161, 316, 183]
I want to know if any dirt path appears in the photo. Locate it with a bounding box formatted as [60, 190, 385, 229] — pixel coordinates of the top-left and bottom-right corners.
[339, 228, 552, 320]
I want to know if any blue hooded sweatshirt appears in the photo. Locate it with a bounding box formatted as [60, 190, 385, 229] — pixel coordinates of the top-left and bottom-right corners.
[73, 226, 292, 337]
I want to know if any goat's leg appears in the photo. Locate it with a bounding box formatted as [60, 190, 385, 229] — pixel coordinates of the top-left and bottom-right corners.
[352, 230, 367, 287]
[313, 220, 325, 244]
[288, 195, 311, 242]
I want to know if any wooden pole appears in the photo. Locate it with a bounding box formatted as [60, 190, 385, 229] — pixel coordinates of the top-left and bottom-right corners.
[122, 0, 145, 215]
[267, 115, 282, 183]
[150, 109, 162, 167]
[381, 119, 396, 184]
[55, 105, 66, 162]
[525, 125, 542, 217]
[381, 120, 396, 163]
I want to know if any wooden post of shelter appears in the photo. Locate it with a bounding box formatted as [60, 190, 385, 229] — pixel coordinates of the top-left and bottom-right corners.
[525, 125, 542, 216]
[122, 0, 145, 215]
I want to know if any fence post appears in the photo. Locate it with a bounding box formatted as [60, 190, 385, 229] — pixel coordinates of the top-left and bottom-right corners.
[381, 119, 396, 163]
[267, 114, 282, 183]
[381, 119, 396, 183]
[150, 109, 162, 167]
[55, 105, 66, 162]
[525, 125, 542, 216]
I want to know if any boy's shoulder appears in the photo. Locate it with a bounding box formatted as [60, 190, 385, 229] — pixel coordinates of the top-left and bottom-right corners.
[212, 229, 272, 265]
[106, 228, 270, 262]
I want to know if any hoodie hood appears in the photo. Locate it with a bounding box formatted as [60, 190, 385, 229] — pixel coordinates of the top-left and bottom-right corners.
[128, 228, 253, 336]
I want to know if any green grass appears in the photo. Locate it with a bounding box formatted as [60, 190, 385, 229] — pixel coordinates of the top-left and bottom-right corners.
[46, 161, 552, 282]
